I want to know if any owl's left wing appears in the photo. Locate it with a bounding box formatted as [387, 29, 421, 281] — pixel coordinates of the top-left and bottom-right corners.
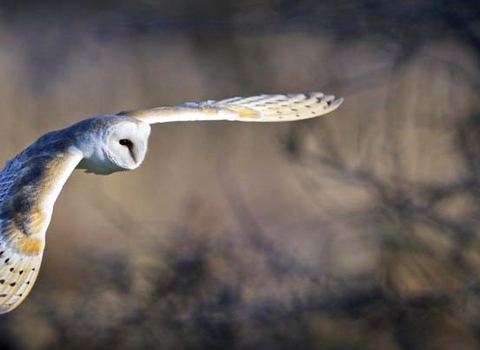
[0, 147, 82, 313]
[119, 92, 343, 124]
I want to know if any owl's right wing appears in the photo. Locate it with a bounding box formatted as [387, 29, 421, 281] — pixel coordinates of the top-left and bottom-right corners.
[118, 92, 343, 124]
[0, 146, 82, 313]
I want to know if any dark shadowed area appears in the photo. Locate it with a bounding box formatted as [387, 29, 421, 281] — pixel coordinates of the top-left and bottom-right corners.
[0, 1, 480, 349]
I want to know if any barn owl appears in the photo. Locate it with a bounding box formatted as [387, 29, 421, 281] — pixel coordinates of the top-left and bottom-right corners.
[0, 92, 343, 313]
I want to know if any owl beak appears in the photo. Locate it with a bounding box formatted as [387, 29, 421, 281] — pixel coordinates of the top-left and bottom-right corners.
[127, 144, 137, 163]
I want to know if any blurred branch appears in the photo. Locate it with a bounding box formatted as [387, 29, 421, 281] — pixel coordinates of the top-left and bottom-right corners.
[217, 159, 322, 281]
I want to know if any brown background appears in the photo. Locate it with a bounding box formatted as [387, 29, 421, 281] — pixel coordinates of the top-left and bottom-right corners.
[1, 1, 480, 349]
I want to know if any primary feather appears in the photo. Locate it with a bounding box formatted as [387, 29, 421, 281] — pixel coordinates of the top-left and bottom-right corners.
[119, 92, 343, 123]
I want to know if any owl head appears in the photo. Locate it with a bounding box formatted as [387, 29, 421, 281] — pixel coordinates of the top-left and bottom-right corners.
[75, 116, 151, 175]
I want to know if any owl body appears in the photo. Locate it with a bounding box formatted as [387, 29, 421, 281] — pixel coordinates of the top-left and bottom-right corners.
[0, 92, 343, 313]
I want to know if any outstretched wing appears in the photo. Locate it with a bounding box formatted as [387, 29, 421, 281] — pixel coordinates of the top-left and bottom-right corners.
[119, 92, 343, 124]
[0, 146, 82, 313]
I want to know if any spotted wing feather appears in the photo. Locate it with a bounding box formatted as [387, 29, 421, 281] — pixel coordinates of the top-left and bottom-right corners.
[0, 138, 82, 313]
[119, 92, 343, 124]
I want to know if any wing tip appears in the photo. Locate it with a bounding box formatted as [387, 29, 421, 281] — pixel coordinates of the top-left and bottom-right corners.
[328, 96, 344, 111]
[0, 250, 42, 314]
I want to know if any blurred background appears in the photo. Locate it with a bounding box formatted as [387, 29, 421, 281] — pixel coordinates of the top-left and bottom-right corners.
[0, 0, 480, 349]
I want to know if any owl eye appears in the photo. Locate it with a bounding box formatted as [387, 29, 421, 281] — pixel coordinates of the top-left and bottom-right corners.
[119, 139, 137, 162]
[119, 139, 133, 147]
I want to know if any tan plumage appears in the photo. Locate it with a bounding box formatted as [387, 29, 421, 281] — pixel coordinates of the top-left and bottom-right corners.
[119, 92, 343, 123]
[0, 147, 82, 313]
[0, 92, 343, 313]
